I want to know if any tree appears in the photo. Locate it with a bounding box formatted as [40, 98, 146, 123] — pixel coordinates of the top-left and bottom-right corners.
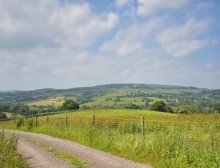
[212, 103, 220, 113]
[175, 105, 197, 114]
[62, 100, 79, 110]
[9, 104, 21, 114]
[149, 101, 173, 112]
[0, 112, 7, 119]
[80, 105, 91, 110]
[125, 103, 142, 109]
[2, 104, 9, 112]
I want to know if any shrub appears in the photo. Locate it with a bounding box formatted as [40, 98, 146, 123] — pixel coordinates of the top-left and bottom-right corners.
[16, 117, 24, 128]
[0, 112, 7, 120]
[62, 100, 79, 111]
[27, 119, 34, 130]
[149, 101, 173, 112]
[0, 133, 28, 167]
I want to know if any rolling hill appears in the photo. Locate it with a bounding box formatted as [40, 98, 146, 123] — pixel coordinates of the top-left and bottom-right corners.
[0, 84, 219, 110]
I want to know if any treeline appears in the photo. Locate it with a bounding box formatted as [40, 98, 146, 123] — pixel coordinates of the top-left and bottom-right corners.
[1, 99, 219, 117]
[0, 103, 59, 117]
[0, 99, 80, 117]
[87, 101, 220, 114]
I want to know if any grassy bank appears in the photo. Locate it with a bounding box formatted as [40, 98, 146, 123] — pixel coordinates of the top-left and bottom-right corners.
[1, 109, 220, 168]
[0, 131, 28, 168]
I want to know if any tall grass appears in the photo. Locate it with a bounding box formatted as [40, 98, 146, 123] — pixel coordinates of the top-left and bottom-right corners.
[0, 131, 28, 168]
[1, 109, 220, 168]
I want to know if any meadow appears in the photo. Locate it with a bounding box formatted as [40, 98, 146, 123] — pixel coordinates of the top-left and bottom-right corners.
[27, 96, 65, 106]
[1, 109, 220, 168]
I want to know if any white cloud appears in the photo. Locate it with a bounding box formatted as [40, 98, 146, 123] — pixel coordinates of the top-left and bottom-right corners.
[115, 0, 130, 8]
[156, 18, 211, 57]
[0, 0, 119, 50]
[50, 3, 119, 48]
[137, 0, 188, 16]
[0, 0, 219, 90]
[100, 17, 164, 57]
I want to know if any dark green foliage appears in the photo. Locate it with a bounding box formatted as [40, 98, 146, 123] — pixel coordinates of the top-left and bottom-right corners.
[62, 100, 79, 110]
[9, 104, 30, 116]
[212, 103, 220, 113]
[80, 105, 91, 110]
[125, 103, 142, 109]
[16, 117, 24, 128]
[149, 101, 173, 112]
[175, 105, 198, 114]
[0, 112, 7, 119]
[0, 103, 9, 112]
[27, 119, 34, 130]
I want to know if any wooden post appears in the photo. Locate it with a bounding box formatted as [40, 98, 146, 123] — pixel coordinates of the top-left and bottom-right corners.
[65, 115, 67, 127]
[25, 116, 28, 121]
[46, 116, 49, 125]
[35, 116, 38, 127]
[142, 116, 145, 137]
[92, 115, 95, 125]
[2, 128, 5, 138]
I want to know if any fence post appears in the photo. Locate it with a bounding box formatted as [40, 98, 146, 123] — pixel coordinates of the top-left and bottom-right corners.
[46, 116, 49, 125]
[35, 116, 38, 127]
[92, 115, 95, 125]
[142, 116, 145, 137]
[65, 115, 67, 127]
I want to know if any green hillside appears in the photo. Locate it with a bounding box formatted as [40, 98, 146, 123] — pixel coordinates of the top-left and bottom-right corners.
[0, 84, 219, 112]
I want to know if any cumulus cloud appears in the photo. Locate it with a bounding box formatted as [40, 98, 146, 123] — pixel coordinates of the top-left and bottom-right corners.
[115, 0, 130, 8]
[100, 17, 164, 57]
[137, 0, 188, 16]
[0, 0, 119, 50]
[156, 18, 211, 57]
[0, 0, 219, 90]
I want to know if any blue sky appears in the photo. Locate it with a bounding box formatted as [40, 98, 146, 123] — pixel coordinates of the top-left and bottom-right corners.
[0, 0, 219, 90]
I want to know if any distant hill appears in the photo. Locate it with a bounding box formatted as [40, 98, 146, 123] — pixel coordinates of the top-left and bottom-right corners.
[0, 84, 219, 110]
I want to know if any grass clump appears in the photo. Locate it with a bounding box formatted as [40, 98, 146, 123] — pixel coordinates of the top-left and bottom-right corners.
[0, 131, 28, 168]
[16, 117, 24, 128]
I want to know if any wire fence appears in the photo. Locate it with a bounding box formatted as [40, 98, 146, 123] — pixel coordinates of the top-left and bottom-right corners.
[1, 115, 220, 136]
[24, 115, 220, 135]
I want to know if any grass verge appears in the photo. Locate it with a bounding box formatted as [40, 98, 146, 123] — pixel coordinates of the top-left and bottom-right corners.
[0, 131, 28, 168]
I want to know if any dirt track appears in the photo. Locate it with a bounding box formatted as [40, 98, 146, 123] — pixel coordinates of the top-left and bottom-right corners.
[9, 130, 152, 168]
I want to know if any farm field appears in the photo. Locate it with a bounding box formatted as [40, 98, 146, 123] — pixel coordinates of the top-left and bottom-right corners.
[1, 109, 220, 168]
[27, 96, 65, 107]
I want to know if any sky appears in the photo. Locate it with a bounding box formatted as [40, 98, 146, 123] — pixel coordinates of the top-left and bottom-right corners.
[0, 0, 220, 90]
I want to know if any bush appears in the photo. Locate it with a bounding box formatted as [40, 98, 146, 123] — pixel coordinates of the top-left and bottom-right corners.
[0, 112, 7, 120]
[16, 117, 24, 128]
[176, 105, 198, 114]
[62, 100, 79, 111]
[27, 119, 34, 130]
[0, 133, 28, 167]
[80, 105, 91, 110]
[149, 101, 173, 112]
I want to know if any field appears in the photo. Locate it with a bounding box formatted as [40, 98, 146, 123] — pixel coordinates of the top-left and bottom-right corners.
[1, 109, 220, 168]
[27, 96, 65, 106]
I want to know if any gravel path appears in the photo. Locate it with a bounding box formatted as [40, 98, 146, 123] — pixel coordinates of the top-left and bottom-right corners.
[9, 130, 152, 168]
[17, 137, 72, 168]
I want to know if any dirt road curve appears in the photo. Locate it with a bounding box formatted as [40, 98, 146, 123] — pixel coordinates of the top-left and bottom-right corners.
[8, 130, 152, 168]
